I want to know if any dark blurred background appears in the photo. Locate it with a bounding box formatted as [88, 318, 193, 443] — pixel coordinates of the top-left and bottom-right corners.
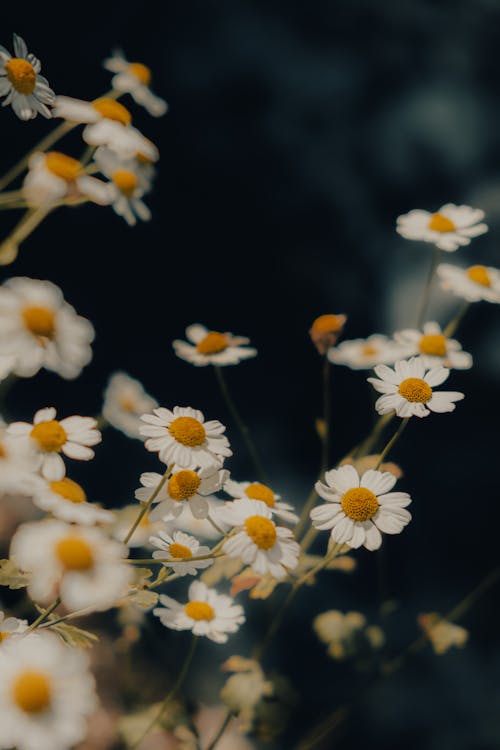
[2, 1, 500, 748]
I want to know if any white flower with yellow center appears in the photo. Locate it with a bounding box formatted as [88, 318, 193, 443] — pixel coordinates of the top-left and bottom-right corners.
[103, 50, 168, 117]
[7, 407, 101, 480]
[140, 406, 232, 470]
[102, 371, 158, 439]
[394, 321, 472, 370]
[32, 477, 114, 525]
[0, 611, 27, 645]
[0, 277, 94, 379]
[153, 580, 245, 643]
[150, 530, 213, 576]
[111, 504, 166, 548]
[94, 147, 152, 226]
[53, 95, 159, 161]
[0, 34, 55, 120]
[396, 204, 488, 251]
[218, 497, 300, 579]
[368, 357, 464, 418]
[11, 519, 131, 612]
[224, 478, 298, 525]
[311, 465, 411, 550]
[23, 151, 112, 207]
[327, 334, 406, 370]
[437, 263, 500, 303]
[173, 324, 258, 367]
[0, 631, 96, 750]
[135, 465, 228, 521]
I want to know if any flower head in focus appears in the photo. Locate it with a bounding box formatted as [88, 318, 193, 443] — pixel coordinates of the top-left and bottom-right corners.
[394, 321, 472, 369]
[103, 50, 168, 116]
[418, 612, 469, 655]
[150, 530, 213, 576]
[102, 372, 158, 439]
[0, 34, 55, 120]
[437, 263, 500, 303]
[328, 334, 406, 370]
[173, 324, 257, 367]
[135, 466, 228, 521]
[309, 314, 346, 355]
[23, 151, 111, 207]
[224, 478, 298, 525]
[396, 204, 488, 251]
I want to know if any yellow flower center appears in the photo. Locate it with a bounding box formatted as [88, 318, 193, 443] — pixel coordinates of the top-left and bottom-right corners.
[244, 483, 275, 507]
[341, 487, 379, 522]
[244, 515, 277, 550]
[0, 631, 10, 643]
[112, 170, 138, 197]
[167, 470, 201, 501]
[0, 441, 6, 459]
[169, 542, 192, 559]
[120, 395, 137, 412]
[168, 417, 206, 447]
[55, 536, 94, 571]
[428, 212, 456, 233]
[185, 601, 215, 621]
[196, 332, 229, 355]
[398, 377, 433, 403]
[139, 513, 151, 527]
[466, 265, 491, 287]
[45, 152, 82, 182]
[128, 62, 152, 86]
[311, 314, 344, 334]
[362, 344, 378, 357]
[49, 478, 87, 504]
[22, 305, 56, 339]
[6, 58, 36, 95]
[419, 333, 447, 357]
[30, 420, 67, 453]
[92, 97, 132, 126]
[13, 670, 51, 714]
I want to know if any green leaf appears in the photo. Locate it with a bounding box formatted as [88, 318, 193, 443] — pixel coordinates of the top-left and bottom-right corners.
[0, 559, 29, 589]
[49, 621, 99, 648]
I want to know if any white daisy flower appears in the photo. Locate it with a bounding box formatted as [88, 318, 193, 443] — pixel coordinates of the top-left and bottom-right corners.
[311, 464, 411, 551]
[394, 321, 472, 370]
[0, 277, 94, 379]
[153, 580, 245, 643]
[168, 497, 228, 540]
[7, 407, 101, 480]
[32, 476, 114, 526]
[93, 147, 152, 226]
[218, 498, 300, 579]
[53, 95, 159, 161]
[10, 519, 132, 612]
[102, 371, 158, 439]
[23, 151, 111, 208]
[396, 203, 488, 251]
[140, 406, 232, 470]
[0, 34, 55, 120]
[150, 530, 213, 576]
[135, 465, 228, 521]
[0, 611, 27, 644]
[437, 263, 500, 303]
[103, 49, 168, 117]
[224, 478, 298, 525]
[367, 357, 465, 418]
[327, 334, 406, 370]
[0, 424, 43, 497]
[0, 631, 96, 750]
[173, 324, 257, 367]
[111, 504, 166, 548]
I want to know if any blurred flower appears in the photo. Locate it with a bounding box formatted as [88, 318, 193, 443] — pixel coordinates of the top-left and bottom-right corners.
[224, 478, 298, 525]
[111, 505, 165, 548]
[311, 464, 411, 551]
[340, 454, 403, 479]
[153, 580, 245, 643]
[220, 657, 273, 733]
[0, 277, 94, 379]
[313, 610, 384, 660]
[102, 372, 158, 439]
[0, 34, 55, 120]
[173, 324, 257, 367]
[32, 476, 114, 525]
[23, 151, 111, 207]
[328, 334, 405, 370]
[103, 50, 168, 117]
[394, 321, 472, 369]
[150, 530, 213, 576]
[418, 612, 469, 654]
[163, 498, 228, 541]
[396, 204, 488, 251]
[368, 357, 464, 418]
[0, 353, 16, 380]
[0, 610, 27, 644]
[176, 705, 255, 750]
[437, 263, 500, 303]
[94, 147, 153, 226]
[135, 466, 228, 521]
[309, 314, 346, 355]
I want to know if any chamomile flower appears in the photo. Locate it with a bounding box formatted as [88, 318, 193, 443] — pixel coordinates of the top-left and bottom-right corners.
[150, 530, 213, 576]
[0, 425, 42, 497]
[7, 407, 101, 480]
[11, 519, 131, 612]
[102, 371, 158, 439]
[0, 277, 94, 379]
[135, 466, 228, 521]
[313, 610, 368, 660]
[394, 321, 472, 369]
[311, 464, 411, 551]
[224, 478, 298, 525]
[0, 631, 96, 750]
[111, 504, 165, 548]
[437, 263, 500, 303]
[218, 498, 300, 579]
[153, 580, 245, 643]
[309, 314, 347, 355]
[173, 324, 257, 367]
[23, 151, 111, 207]
[53, 95, 159, 161]
[418, 612, 469, 655]
[169, 497, 228, 540]
[32, 477, 114, 525]
[327, 334, 406, 370]
[103, 50, 168, 116]
[94, 147, 152, 226]
[0, 611, 27, 644]
[396, 203, 488, 251]
[367, 357, 464, 418]
[140, 406, 232, 470]
[0, 34, 55, 120]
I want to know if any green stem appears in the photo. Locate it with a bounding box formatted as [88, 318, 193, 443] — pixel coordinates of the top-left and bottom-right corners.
[205, 710, 234, 750]
[124, 467, 172, 545]
[443, 301, 470, 338]
[374, 418, 409, 470]
[417, 246, 442, 327]
[26, 597, 61, 633]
